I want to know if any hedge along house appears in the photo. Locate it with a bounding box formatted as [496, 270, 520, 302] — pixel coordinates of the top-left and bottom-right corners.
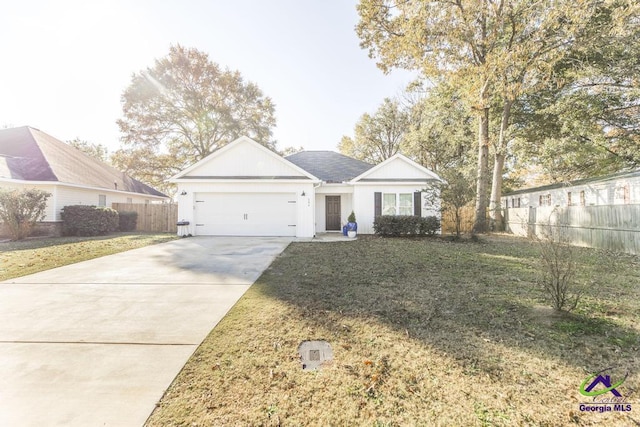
[0, 126, 168, 236]
[170, 136, 442, 237]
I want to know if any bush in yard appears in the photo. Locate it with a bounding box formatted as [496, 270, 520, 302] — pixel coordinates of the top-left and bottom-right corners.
[534, 218, 582, 312]
[118, 211, 138, 232]
[422, 171, 474, 237]
[419, 215, 441, 235]
[61, 205, 119, 236]
[373, 215, 440, 236]
[0, 188, 51, 240]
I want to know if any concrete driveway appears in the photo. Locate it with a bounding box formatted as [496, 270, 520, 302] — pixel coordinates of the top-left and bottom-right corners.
[0, 236, 292, 427]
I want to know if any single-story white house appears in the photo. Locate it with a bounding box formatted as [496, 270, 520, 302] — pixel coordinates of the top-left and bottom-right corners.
[170, 136, 442, 237]
[0, 126, 168, 235]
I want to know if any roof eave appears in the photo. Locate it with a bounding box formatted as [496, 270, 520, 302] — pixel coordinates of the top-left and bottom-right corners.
[0, 177, 169, 199]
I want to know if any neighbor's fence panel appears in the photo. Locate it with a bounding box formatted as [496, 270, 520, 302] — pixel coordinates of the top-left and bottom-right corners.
[112, 203, 178, 233]
[505, 204, 640, 255]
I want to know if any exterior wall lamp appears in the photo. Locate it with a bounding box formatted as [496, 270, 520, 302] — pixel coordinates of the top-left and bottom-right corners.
[180, 190, 187, 196]
[301, 190, 306, 197]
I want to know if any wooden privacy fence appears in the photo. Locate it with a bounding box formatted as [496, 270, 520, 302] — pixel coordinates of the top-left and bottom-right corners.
[505, 205, 640, 255]
[441, 205, 474, 234]
[440, 205, 484, 234]
[112, 203, 178, 233]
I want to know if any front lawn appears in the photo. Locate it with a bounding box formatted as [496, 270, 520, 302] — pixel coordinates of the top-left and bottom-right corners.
[0, 233, 178, 281]
[147, 235, 640, 426]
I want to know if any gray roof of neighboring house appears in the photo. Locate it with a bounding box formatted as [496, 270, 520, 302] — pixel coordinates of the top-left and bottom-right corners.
[504, 168, 640, 196]
[0, 126, 167, 198]
[286, 151, 374, 183]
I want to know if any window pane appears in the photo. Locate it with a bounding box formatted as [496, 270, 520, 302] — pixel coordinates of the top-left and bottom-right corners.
[399, 193, 412, 215]
[98, 195, 106, 207]
[383, 194, 396, 215]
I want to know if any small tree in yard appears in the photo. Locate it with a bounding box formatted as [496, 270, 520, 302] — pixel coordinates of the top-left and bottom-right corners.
[534, 219, 582, 312]
[0, 189, 51, 240]
[424, 171, 474, 238]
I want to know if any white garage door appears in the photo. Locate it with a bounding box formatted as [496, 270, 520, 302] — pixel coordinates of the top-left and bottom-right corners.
[194, 192, 297, 236]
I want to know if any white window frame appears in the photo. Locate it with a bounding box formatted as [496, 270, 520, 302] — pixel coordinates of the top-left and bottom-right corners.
[98, 194, 106, 207]
[614, 185, 629, 204]
[382, 192, 413, 216]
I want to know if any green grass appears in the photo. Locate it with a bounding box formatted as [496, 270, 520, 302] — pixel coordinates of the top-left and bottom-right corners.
[0, 232, 178, 281]
[146, 235, 640, 426]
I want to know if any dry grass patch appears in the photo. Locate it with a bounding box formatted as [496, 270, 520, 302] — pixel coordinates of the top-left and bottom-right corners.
[147, 235, 640, 426]
[0, 233, 178, 281]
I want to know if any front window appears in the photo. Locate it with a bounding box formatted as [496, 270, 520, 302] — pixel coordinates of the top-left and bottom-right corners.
[399, 193, 413, 215]
[383, 194, 397, 215]
[383, 193, 413, 216]
[98, 195, 106, 207]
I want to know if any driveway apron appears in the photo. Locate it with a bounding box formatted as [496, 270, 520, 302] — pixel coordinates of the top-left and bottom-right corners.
[0, 236, 291, 427]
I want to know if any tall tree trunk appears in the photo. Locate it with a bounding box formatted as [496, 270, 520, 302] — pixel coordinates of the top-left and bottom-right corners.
[473, 105, 490, 234]
[489, 100, 513, 231]
[473, 4, 490, 235]
[489, 152, 506, 230]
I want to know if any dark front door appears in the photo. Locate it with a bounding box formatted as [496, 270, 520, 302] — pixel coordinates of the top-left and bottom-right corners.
[325, 196, 341, 231]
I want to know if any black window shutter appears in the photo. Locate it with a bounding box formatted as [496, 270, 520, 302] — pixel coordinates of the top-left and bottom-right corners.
[374, 192, 382, 218]
[414, 192, 422, 216]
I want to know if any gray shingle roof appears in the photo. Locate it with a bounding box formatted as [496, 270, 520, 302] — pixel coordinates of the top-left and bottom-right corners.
[0, 126, 167, 198]
[286, 151, 374, 183]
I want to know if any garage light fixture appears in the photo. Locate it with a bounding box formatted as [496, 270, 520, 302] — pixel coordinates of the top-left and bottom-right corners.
[301, 190, 306, 197]
[180, 190, 187, 196]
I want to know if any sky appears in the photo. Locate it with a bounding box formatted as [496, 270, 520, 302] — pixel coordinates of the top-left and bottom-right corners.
[0, 0, 416, 153]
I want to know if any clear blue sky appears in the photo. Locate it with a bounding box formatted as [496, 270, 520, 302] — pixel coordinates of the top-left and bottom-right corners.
[0, 0, 415, 153]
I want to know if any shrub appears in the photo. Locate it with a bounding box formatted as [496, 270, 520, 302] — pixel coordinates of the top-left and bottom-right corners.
[61, 205, 119, 236]
[373, 215, 440, 236]
[118, 211, 138, 232]
[347, 211, 356, 223]
[0, 188, 51, 240]
[534, 221, 582, 312]
[419, 215, 441, 235]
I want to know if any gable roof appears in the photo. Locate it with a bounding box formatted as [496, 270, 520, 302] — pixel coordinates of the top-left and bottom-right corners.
[285, 151, 374, 183]
[350, 153, 442, 183]
[171, 136, 319, 181]
[0, 126, 167, 197]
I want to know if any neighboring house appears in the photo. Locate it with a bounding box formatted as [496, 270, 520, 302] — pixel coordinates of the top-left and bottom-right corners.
[501, 169, 640, 254]
[0, 126, 168, 235]
[502, 169, 640, 209]
[171, 136, 442, 237]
